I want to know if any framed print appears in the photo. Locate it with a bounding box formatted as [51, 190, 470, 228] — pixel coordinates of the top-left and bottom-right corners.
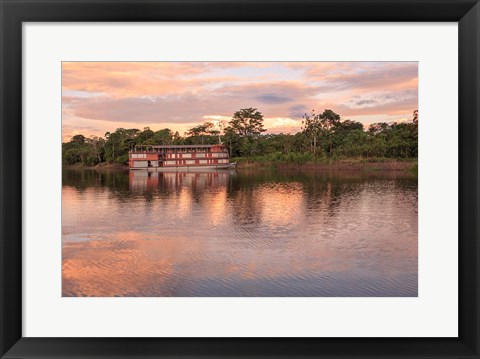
[1, 0, 479, 358]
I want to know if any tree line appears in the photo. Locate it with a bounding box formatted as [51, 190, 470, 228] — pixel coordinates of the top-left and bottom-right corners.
[62, 108, 418, 166]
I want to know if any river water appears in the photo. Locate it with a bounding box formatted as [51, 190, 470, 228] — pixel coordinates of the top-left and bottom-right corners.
[62, 168, 418, 297]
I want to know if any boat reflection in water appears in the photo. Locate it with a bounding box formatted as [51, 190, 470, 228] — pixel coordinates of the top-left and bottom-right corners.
[62, 168, 418, 297]
[128, 170, 232, 193]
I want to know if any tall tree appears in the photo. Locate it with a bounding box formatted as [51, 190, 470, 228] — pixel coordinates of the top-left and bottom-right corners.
[136, 127, 155, 144]
[186, 121, 219, 144]
[302, 109, 341, 156]
[318, 109, 341, 155]
[86, 135, 104, 163]
[412, 109, 418, 124]
[229, 108, 266, 137]
[302, 110, 321, 155]
[104, 128, 140, 163]
[71, 134, 86, 143]
[223, 126, 240, 157]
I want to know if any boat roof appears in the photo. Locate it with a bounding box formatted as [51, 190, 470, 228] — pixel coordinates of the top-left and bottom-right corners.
[135, 144, 224, 149]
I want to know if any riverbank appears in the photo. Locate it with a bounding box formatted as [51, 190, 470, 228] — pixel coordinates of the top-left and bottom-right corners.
[64, 158, 418, 173]
[234, 158, 418, 172]
[63, 162, 129, 171]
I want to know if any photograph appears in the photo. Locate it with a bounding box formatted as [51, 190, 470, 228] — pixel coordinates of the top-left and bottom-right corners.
[61, 61, 418, 297]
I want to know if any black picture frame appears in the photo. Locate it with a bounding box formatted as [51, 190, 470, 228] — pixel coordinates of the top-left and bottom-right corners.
[1, 0, 479, 358]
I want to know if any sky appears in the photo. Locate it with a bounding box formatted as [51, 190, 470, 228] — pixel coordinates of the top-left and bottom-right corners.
[62, 62, 418, 142]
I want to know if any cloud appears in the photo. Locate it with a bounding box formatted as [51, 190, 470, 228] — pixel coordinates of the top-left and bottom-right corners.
[62, 62, 242, 98]
[288, 104, 309, 118]
[62, 62, 418, 138]
[63, 80, 319, 125]
[355, 99, 376, 107]
[340, 89, 417, 113]
[316, 63, 418, 92]
[256, 93, 293, 104]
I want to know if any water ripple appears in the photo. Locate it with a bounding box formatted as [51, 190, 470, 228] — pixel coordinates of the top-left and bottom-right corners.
[62, 169, 418, 297]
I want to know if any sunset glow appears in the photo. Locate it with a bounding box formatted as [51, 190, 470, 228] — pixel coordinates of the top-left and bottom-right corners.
[62, 62, 418, 142]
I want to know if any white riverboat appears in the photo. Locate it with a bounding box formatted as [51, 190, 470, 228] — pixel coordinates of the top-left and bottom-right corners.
[129, 144, 236, 171]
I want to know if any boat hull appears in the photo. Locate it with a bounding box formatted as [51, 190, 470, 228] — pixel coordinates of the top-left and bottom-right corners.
[130, 163, 237, 171]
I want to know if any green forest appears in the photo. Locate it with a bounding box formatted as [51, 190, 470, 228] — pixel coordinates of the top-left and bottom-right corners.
[62, 108, 418, 167]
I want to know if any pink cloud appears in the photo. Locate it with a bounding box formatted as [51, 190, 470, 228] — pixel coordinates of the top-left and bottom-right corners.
[62, 62, 418, 139]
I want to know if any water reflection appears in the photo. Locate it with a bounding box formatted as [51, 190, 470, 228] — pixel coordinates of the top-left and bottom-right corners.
[62, 169, 418, 297]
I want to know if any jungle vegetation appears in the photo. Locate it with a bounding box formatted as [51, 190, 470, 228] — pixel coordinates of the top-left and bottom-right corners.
[62, 108, 418, 166]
